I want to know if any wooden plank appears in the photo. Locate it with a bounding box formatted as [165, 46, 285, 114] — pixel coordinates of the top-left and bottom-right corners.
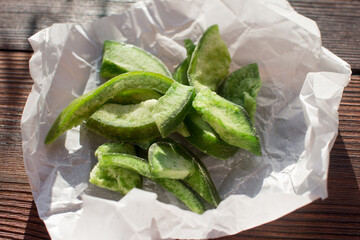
[0, 0, 359, 69]
[0, 50, 359, 239]
[289, 0, 360, 70]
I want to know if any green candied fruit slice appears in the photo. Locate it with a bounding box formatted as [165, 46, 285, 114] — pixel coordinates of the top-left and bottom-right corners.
[44, 71, 174, 145]
[152, 82, 195, 138]
[243, 92, 257, 122]
[85, 99, 160, 142]
[89, 164, 142, 195]
[90, 142, 142, 195]
[173, 59, 190, 85]
[172, 39, 196, 85]
[148, 142, 195, 179]
[176, 122, 190, 137]
[98, 153, 205, 214]
[180, 143, 221, 206]
[94, 142, 136, 157]
[111, 88, 162, 105]
[184, 109, 239, 160]
[132, 137, 158, 150]
[193, 88, 262, 156]
[188, 25, 231, 92]
[100, 40, 172, 79]
[218, 63, 262, 121]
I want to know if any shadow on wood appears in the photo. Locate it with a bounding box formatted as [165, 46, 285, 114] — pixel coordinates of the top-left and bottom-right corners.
[24, 201, 50, 240]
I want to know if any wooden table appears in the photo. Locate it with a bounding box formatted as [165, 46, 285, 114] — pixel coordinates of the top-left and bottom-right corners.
[1, 0, 359, 239]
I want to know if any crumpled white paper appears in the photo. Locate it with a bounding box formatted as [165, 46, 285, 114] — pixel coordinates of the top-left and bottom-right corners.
[22, 0, 351, 239]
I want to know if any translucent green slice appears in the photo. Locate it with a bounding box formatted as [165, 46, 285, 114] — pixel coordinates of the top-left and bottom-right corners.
[45, 71, 174, 144]
[90, 142, 142, 195]
[148, 142, 195, 179]
[98, 153, 205, 214]
[187, 25, 231, 92]
[218, 63, 262, 121]
[193, 88, 262, 156]
[184, 110, 239, 160]
[152, 82, 195, 138]
[100, 40, 172, 79]
[85, 99, 160, 142]
[172, 39, 196, 85]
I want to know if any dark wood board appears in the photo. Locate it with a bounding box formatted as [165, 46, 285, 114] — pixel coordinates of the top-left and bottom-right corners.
[0, 0, 359, 69]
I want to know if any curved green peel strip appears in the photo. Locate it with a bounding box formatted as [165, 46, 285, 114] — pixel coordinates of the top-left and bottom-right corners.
[86, 99, 160, 142]
[193, 88, 262, 156]
[152, 82, 195, 138]
[148, 142, 195, 179]
[218, 63, 262, 121]
[44, 71, 174, 144]
[95, 142, 136, 157]
[173, 59, 190, 85]
[173, 39, 196, 85]
[90, 142, 142, 195]
[188, 25, 231, 92]
[181, 146, 221, 206]
[98, 153, 205, 214]
[100, 40, 172, 79]
[110, 88, 162, 105]
[184, 110, 239, 160]
[149, 141, 220, 206]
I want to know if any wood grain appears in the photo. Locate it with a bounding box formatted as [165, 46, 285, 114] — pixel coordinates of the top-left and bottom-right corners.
[0, 0, 359, 68]
[0, 50, 359, 239]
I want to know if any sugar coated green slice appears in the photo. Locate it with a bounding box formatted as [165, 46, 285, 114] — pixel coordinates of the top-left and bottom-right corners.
[193, 88, 261, 156]
[100, 40, 172, 79]
[148, 142, 195, 179]
[184, 110, 239, 160]
[86, 99, 160, 141]
[188, 25, 231, 92]
[218, 63, 262, 121]
[152, 82, 195, 138]
[45, 71, 174, 144]
[95, 142, 136, 157]
[89, 164, 142, 195]
[98, 153, 205, 214]
[90, 142, 142, 195]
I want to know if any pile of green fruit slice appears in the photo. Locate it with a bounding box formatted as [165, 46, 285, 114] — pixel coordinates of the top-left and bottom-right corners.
[44, 24, 263, 214]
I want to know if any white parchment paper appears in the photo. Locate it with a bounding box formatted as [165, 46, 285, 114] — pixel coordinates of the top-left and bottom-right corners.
[22, 0, 351, 239]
